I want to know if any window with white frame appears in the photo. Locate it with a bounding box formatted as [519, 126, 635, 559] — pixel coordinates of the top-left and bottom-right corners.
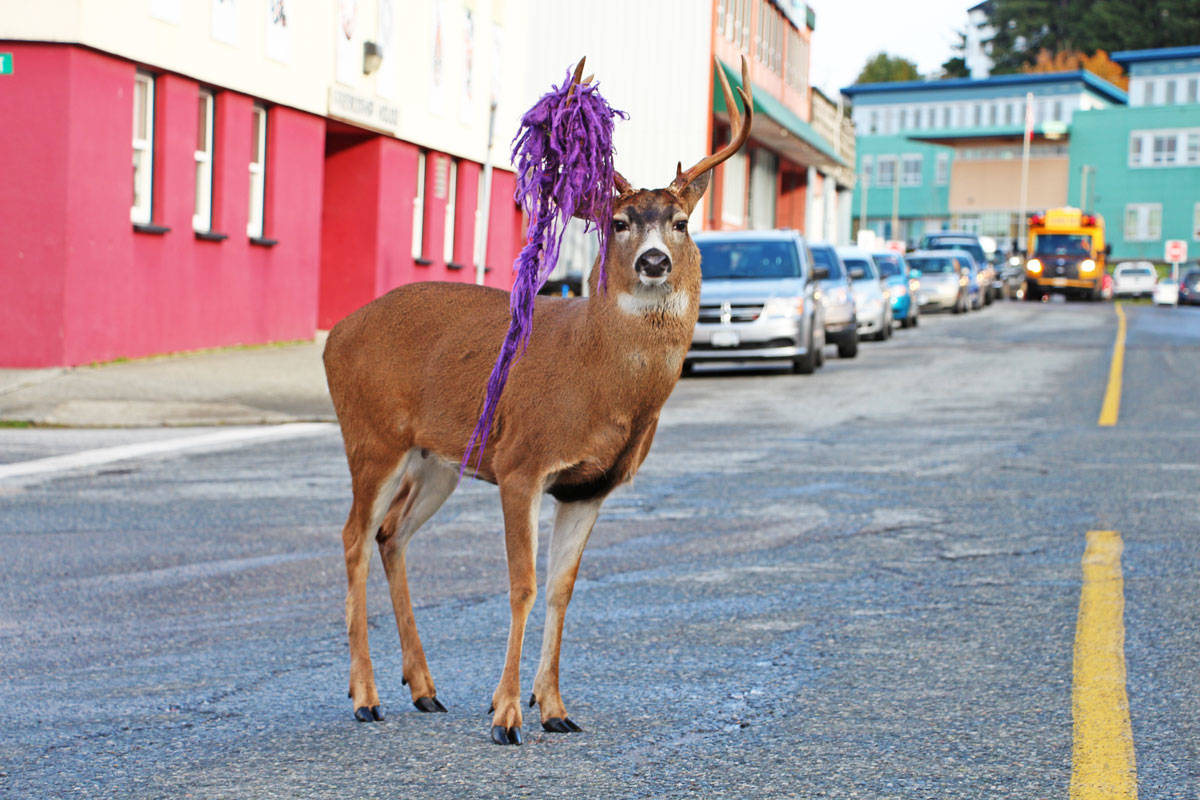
[1188, 78, 1199, 104]
[412, 151, 427, 259]
[1165, 79, 1177, 105]
[901, 154, 922, 186]
[1130, 128, 1200, 167]
[1152, 133, 1177, 165]
[1004, 101, 1014, 126]
[247, 105, 267, 238]
[876, 155, 896, 187]
[131, 72, 155, 224]
[941, 106, 950, 128]
[193, 89, 215, 232]
[987, 102, 997, 126]
[1194, 201, 1200, 240]
[1129, 133, 1143, 167]
[1124, 203, 1161, 242]
[443, 158, 458, 264]
[1188, 131, 1200, 165]
[935, 152, 949, 185]
[1143, 80, 1155, 106]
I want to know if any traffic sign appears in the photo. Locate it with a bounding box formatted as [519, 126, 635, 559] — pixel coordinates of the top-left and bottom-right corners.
[0, 53, 12, 76]
[1165, 239, 1187, 263]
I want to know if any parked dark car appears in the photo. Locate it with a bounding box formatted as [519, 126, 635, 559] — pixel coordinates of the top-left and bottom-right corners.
[808, 243, 859, 358]
[1179, 268, 1200, 306]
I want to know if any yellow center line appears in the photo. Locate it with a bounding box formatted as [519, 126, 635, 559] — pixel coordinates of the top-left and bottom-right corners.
[1098, 304, 1126, 426]
[1070, 530, 1138, 800]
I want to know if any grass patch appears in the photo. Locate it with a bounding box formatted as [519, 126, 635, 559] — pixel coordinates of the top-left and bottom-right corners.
[0, 419, 33, 428]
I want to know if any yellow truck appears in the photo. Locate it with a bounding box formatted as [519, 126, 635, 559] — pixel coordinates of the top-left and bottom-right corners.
[1024, 207, 1111, 301]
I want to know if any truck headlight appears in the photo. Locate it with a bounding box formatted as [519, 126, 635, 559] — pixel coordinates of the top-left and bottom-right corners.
[1080, 259, 1096, 273]
[1027, 259, 1043, 275]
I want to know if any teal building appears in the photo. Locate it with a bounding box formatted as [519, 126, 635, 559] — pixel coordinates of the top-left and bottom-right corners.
[1068, 46, 1200, 261]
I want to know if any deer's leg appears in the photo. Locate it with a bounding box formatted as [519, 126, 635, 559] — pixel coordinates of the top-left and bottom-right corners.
[342, 497, 382, 722]
[376, 449, 457, 713]
[489, 477, 543, 745]
[531, 497, 602, 733]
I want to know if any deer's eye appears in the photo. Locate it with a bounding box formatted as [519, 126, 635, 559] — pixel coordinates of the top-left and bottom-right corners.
[612, 219, 630, 233]
[672, 219, 689, 233]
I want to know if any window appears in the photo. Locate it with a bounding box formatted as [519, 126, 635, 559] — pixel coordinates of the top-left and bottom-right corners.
[901, 154, 922, 186]
[1143, 80, 1155, 106]
[868, 110, 878, 134]
[412, 151, 427, 259]
[1188, 78, 1199, 104]
[1188, 132, 1200, 165]
[1124, 203, 1161, 242]
[1194, 202, 1200, 240]
[1052, 100, 1063, 121]
[935, 152, 949, 185]
[131, 72, 155, 224]
[443, 158, 458, 264]
[941, 106, 951, 128]
[1165, 79, 1177, 105]
[193, 89, 215, 232]
[876, 155, 896, 187]
[973, 103, 982, 127]
[1004, 102, 1014, 126]
[988, 103, 997, 126]
[1129, 133, 1144, 167]
[1152, 133, 1177, 165]
[247, 105, 267, 238]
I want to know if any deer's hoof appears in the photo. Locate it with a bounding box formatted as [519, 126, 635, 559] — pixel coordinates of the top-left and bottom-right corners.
[542, 717, 582, 733]
[413, 696, 447, 713]
[490, 725, 523, 745]
[354, 705, 384, 722]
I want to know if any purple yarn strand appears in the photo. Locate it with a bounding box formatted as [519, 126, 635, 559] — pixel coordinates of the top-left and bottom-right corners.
[460, 67, 626, 476]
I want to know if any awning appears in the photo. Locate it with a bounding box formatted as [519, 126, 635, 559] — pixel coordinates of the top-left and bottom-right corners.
[714, 60, 846, 170]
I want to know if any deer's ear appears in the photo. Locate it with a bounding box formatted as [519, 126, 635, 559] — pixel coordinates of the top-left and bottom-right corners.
[675, 170, 711, 215]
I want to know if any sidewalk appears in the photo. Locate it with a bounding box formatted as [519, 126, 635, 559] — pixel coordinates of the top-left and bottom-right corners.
[0, 337, 336, 427]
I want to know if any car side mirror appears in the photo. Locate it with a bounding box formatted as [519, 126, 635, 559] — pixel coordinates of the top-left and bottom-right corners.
[1104, 244, 1112, 256]
[848, 266, 866, 280]
[813, 266, 829, 280]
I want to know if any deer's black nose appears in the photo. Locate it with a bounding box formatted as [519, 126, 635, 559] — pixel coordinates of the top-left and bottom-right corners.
[636, 248, 671, 278]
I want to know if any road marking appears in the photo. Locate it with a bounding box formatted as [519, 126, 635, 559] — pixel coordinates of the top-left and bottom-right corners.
[1098, 304, 1126, 426]
[1070, 530, 1138, 800]
[0, 422, 335, 484]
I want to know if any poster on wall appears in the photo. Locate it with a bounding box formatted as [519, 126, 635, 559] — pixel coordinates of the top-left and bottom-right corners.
[428, 0, 446, 117]
[459, 4, 475, 124]
[212, 0, 238, 45]
[336, 0, 359, 86]
[266, 0, 290, 63]
[150, 0, 182, 24]
[375, 0, 396, 99]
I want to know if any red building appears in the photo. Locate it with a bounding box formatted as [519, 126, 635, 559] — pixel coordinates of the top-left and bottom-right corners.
[0, 32, 521, 368]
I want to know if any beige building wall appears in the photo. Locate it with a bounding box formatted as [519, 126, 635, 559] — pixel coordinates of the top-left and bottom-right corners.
[949, 157, 1069, 213]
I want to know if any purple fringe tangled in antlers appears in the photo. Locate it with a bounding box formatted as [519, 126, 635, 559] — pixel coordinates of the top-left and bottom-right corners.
[461, 65, 627, 476]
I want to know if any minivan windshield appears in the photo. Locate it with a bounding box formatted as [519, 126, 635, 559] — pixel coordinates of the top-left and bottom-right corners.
[907, 257, 955, 274]
[698, 240, 802, 280]
[872, 253, 903, 277]
[809, 246, 844, 279]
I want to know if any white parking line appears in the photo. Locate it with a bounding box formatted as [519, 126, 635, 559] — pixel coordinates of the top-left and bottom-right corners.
[0, 423, 336, 484]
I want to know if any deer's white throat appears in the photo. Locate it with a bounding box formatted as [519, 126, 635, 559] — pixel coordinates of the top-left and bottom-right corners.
[617, 285, 691, 318]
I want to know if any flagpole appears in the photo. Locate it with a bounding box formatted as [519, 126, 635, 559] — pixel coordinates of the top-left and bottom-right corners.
[1017, 91, 1033, 254]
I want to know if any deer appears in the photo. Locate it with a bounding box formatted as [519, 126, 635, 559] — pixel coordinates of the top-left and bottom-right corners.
[322, 57, 752, 745]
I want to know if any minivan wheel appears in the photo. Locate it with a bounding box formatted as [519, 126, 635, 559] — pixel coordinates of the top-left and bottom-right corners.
[837, 335, 858, 358]
[792, 335, 817, 375]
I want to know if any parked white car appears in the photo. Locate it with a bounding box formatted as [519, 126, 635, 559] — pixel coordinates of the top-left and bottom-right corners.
[1112, 261, 1158, 298]
[1153, 279, 1179, 306]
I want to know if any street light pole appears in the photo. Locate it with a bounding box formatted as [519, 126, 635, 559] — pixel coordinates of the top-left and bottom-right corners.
[474, 99, 498, 285]
[1017, 92, 1033, 254]
[858, 170, 869, 244]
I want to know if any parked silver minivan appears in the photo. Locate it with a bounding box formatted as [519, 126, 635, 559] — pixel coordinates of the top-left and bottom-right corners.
[686, 230, 826, 374]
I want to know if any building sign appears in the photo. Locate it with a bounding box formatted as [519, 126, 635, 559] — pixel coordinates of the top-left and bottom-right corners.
[0, 53, 12, 75]
[327, 86, 399, 133]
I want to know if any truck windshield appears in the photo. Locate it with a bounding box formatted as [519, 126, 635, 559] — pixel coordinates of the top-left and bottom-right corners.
[809, 246, 844, 279]
[698, 240, 802, 280]
[1034, 234, 1092, 255]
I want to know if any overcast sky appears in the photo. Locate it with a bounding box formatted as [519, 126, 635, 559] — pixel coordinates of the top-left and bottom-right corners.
[806, 0, 974, 96]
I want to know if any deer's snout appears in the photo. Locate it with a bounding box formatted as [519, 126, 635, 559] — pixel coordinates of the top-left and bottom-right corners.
[635, 248, 671, 280]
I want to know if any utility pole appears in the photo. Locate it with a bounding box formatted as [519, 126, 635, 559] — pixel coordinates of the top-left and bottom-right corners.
[1017, 92, 1033, 254]
[857, 169, 869, 243]
[474, 100, 498, 285]
[891, 168, 900, 244]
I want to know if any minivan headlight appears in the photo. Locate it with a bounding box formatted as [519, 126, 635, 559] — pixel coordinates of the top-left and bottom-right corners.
[764, 296, 803, 318]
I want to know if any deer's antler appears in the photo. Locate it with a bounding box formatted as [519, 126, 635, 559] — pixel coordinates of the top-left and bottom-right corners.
[668, 55, 753, 197]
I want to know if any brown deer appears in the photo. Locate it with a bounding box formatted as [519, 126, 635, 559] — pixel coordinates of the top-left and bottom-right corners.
[322, 57, 752, 745]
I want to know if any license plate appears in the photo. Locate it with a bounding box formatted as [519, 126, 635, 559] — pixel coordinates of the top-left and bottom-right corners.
[711, 330, 740, 347]
[1052, 278, 1068, 286]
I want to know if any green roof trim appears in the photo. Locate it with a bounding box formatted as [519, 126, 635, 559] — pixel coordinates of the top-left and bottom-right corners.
[715, 60, 845, 167]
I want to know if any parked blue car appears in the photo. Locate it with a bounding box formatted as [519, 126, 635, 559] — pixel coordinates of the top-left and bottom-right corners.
[870, 251, 920, 328]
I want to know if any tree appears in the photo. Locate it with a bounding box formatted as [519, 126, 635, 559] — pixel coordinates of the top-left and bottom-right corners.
[854, 52, 921, 85]
[985, 0, 1200, 74]
[1021, 48, 1129, 90]
[939, 29, 971, 79]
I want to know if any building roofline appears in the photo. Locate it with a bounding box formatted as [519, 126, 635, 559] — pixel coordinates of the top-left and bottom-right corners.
[1110, 45, 1200, 65]
[841, 70, 1127, 104]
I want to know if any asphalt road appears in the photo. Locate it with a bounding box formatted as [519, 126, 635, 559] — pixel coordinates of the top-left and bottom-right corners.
[1, 301, 1197, 799]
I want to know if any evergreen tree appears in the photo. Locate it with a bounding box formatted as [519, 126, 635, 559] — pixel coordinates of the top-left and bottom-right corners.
[854, 52, 922, 84]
